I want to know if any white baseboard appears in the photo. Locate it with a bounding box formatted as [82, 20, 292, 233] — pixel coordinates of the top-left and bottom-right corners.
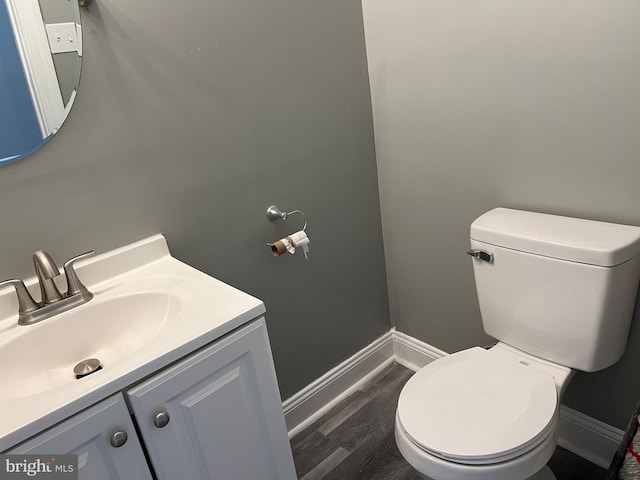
[392, 329, 448, 370]
[283, 328, 623, 469]
[282, 330, 395, 438]
[558, 405, 623, 469]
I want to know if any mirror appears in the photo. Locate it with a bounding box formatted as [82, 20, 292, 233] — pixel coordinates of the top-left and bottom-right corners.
[1, 0, 82, 165]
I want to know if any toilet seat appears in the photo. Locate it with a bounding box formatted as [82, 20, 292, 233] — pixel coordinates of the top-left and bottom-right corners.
[397, 347, 558, 465]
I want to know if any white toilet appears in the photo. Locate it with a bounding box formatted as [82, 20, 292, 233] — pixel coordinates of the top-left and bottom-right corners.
[395, 208, 640, 480]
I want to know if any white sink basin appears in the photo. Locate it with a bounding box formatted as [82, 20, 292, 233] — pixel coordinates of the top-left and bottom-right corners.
[0, 234, 265, 451]
[0, 292, 182, 401]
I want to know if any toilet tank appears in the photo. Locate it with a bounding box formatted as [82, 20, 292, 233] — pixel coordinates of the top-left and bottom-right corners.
[470, 208, 640, 372]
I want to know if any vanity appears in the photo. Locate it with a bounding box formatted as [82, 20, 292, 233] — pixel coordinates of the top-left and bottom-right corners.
[0, 235, 297, 479]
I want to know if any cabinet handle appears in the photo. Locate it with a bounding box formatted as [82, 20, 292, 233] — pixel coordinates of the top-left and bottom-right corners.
[154, 411, 170, 428]
[110, 431, 128, 448]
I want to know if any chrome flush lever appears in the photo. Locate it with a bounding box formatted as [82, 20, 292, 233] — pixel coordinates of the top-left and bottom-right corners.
[466, 249, 493, 263]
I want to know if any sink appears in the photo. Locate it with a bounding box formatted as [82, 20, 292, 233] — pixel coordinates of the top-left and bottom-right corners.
[0, 234, 266, 451]
[0, 292, 182, 401]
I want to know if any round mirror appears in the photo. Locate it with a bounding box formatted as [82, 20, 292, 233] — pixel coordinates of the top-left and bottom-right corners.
[1, 0, 82, 165]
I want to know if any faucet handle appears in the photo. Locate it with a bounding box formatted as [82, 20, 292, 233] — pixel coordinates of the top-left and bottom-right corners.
[0, 279, 39, 315]
[63, 251, 96, 297]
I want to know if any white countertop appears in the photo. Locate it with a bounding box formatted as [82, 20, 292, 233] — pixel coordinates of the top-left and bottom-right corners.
[0, 234, 265, 451]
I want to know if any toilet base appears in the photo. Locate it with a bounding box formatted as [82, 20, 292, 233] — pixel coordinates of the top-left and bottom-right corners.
[416, 464, 556, 480]
[525, 465, 556, 480]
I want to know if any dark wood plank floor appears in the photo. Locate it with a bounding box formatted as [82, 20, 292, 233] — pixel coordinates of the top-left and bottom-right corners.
[290, 362, 606, 480]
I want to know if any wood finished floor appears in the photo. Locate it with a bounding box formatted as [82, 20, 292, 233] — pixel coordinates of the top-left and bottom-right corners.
[290, 362, 606, 480]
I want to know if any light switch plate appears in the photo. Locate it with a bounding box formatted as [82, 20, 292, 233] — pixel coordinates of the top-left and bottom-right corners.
[45, 22, 81, 54]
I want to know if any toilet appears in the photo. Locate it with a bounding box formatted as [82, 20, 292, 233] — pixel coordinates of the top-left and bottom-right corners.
[395, 208, 640, 480]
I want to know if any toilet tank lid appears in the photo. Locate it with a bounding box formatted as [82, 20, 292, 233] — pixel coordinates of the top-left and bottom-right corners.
[470, 208, 640, 266]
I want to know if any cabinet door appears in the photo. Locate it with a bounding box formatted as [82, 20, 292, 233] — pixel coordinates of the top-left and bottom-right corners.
[127, 318, 296, 480]
[8, 394, 152, 480]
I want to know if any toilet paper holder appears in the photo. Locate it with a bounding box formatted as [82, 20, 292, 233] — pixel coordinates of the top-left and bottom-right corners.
[266, 205, 310, 259]
[265, 205, 307, 231]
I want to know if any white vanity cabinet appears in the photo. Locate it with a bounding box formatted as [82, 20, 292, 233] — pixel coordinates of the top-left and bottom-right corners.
[126, 317, 297, 480]
[7, 394, 153, 479]
[7, 318, 296, 480]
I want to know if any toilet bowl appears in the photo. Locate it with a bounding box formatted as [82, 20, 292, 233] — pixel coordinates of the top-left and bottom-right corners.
[394, 208, 640, 480]
[395, 415, 557, 480]
[395, 345, 570, 480]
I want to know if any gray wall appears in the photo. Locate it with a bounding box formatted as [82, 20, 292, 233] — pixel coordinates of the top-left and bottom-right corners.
[38, 0, 81, 23]
[363, 0, 640, 429]
[0, 0, 389, 400]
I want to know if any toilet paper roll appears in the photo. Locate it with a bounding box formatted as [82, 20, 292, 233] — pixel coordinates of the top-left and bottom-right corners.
[294, 237, 309, 248]
[270, 231, 310, 257]
[271, 237, 294, 256]
[288, 231, 309, 247]
[271, 240, 288, 256]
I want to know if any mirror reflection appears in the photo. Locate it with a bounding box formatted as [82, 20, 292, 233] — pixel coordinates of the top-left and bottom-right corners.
[1, 0, 82, 165]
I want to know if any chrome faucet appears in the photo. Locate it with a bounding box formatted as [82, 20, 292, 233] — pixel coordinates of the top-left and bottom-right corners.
[0, 250, 95, 325]
[33, 250, 64, 304]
